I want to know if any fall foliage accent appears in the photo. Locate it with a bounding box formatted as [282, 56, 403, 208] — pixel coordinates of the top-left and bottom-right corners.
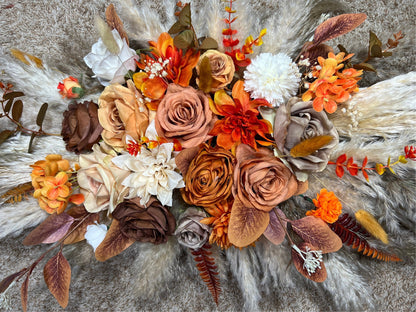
[0, 181, 33, 204]
[355, 210, 389, 244]
[105, 4, 129, 46]
[263, 208, 287, 245]
[10, 48, 43, 68]
[289, 135, 333, 158]
[306, 189, 342, 224]
[329, 214, 402, 262]
[191, 244, 221, 305]
[64, 206, 100, 245]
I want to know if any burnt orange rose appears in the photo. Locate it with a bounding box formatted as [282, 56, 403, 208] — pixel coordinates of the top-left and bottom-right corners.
[98, 80, 149, 150]
[233, 144, 307, 212]
[155, 84, 216, 149]
[196, 50, 235, 91]
[177, 144, 236, 207]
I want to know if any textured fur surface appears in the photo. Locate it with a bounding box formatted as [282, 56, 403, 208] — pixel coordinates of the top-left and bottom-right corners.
[0, 0, 415, 311]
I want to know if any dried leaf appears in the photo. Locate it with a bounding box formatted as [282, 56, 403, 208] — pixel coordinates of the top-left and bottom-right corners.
[168, 21, 188, 35]
[11, 99, 23, 122]
[313, 13, 367, 46]
[290, 216, 342, 253]
[199, 37, 218, 50]
[337, 44, 349, 54]
[198, 56, 213, 93]
[95, 219, 135, 262]
[43, 251, 71, 308]
[263, 208, 286, 245]
[178, 3, 191, 26]
[355, 210, 388, 244]
[4, 99, 13, 113]
[353, 62, 376, 72]
[28, 132, 36, 153]
[302, 43, 334, 64]
[292, 242, 327, 282]
[173, 29, 194, 49]
[228, 198, 270, 247]
[64, 206, 99, 245]
[105, 3, 129, 46]
[2, 91, 24, 101]
[0, 129, 14, 145]
[290, 135, 333, 158]
[10, 49, 43, 68]
[369, 30, 382, 57]
[0, 181, 33, 204]
[23, 213, 75, 245]
[0, 269, 26, 293]
[21, 274, 29, 312]
[36, 103, 48, 127]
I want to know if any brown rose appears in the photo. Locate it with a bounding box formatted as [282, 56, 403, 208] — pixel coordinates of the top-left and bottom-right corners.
[98, 80, 149, 150]
[196, 50, 235, 91]
[155, 84, 216, 149]
[112, 196, 176, 244]
[274, 97, 339, 173]
[233, 144, 307, 212]
[61, 101, 103, 154]
[177, 144, 236, 207]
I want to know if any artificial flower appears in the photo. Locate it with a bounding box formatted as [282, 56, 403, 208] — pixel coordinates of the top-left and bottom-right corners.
[57, 76, 84, 99]
[85, 222, 108, 252]
[84, 29, 138, 86]
[306, 189, 342, 223]
[61, 101, 103, 154]
[244, 53, 300, 107]
[155, 84, 216, 149]
[274, 97, 339, 174]
[209, 80, 273, 152]
[98, 80, 149, 150]
[177, 144, 236, 208]
[112, 196, 176, 244]
[77, 142, 129, 214]
[30, 154, 70, 182]
[174, 207, 211, 250]
[196, 50, 235, 92]
[111, 122, 184, 206]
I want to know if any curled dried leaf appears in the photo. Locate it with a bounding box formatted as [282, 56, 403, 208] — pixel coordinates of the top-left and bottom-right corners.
[105, 3, 129, 46]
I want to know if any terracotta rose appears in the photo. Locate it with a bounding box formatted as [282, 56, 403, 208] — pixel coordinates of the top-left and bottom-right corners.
[155, 84, 216, 149]
[98, 80, 149, 150]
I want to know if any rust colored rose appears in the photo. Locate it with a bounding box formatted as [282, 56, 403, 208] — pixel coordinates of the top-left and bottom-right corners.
[98, 80, 149, 150]
[233, 144, 307, 212]
[155, 84, 216, 149]
[61, 101, 103, 154]
[112, 197, 176, 244]
[274, 97, 339, 173]
[177, 144, 236, 207]
[196, 50, 235, 91]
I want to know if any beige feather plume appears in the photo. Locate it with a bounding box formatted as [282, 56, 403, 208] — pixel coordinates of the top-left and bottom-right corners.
[95, 16, 120, 55]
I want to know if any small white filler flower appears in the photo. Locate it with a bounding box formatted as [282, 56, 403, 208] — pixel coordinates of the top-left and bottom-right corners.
[292, 244, 323, 275]
[85, 222, 108, 252]
[244, 53, 301, 107]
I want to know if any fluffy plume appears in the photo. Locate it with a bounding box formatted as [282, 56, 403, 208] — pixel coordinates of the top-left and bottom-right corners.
[95, 16, 120, 55]
[355, 210, 389, 244]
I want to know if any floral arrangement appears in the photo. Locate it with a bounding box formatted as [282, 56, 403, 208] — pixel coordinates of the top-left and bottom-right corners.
[0, 1, 413, 310]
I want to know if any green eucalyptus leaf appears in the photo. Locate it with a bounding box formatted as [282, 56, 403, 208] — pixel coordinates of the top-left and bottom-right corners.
[36, 103, 48, 127]
[369, 31, 382, 57]
[199, 37, 218, 50]
[11, 99, 23, 122]
[173, 29, 194, 49]
[179, 3, 191, 26]
[169, 21, 188, 35]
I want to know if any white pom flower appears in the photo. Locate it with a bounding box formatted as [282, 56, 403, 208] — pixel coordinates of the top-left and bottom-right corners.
[244, 53, 301, 107]
[85, 222, 108, 252]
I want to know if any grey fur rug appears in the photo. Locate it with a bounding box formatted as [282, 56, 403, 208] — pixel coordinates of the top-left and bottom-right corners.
[0, 0, 415, 311]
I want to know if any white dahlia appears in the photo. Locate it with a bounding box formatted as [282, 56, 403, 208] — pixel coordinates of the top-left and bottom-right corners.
[244, 53, 301, 107]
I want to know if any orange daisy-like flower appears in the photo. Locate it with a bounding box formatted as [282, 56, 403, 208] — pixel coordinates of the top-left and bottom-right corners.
[302, 52, 362, 114]
[134, 32, 200, 109]
[200, 200, 233, 249]
[209, 80, 273, 152]
[306, 189, 342, 223]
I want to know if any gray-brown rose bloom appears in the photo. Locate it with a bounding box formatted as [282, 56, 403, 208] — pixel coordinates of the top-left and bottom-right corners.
[112, 197, 176, 244]
[274, 97, 339, 173]
[174, 207, 211, 249]
[61, 101, 103, 154]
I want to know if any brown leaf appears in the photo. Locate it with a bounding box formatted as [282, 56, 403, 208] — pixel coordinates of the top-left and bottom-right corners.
[292, 242, 327, 282]
[105, 4, 129, 45]
[0, 269, 26, 293]
[63, 206, 99, 245]
[168, 21, 188, 35]
[290, 135, 333, 158]
[23, 213, 75, 245]
[228, 198, 270, 247]
[43, 251, 71, 308]
[302, 43, 334, 64]
[173, 29, 194, 49]
[27, 132, 36, 153]
[0, 130, 14, 145]
[178, 3, 191, 26]
[313, 13, 367, 46]
[198, 56, 213, 93]
[36, 103, 48, 127]
[290, 216, 342, 253]
[199, 37, 218, 50]
[369, 31, 382, 57]
[95, 219, 135, 262]
[353, 62, 376, 72]
[10, 49, 43, 68]
[175, 145, 200, 176]
[263, 208, 286, 245]
[2, 91, 24, 101]
[11, 99, 23, 122]
[21, 274, 29, 312]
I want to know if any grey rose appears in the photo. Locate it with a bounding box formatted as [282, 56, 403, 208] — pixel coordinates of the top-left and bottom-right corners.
[274, 97, 339, 173]
[174, 207, 211, 249]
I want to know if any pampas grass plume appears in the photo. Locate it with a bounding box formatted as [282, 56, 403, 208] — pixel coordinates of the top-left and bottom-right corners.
[355, 210, 389, 244]
[95, 16, 120, 55]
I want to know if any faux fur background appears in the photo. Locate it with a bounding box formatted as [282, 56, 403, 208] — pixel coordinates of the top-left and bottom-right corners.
[0, 0, 415, 311]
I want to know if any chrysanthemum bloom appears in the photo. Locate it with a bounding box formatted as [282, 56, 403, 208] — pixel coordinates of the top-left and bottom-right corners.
[244, 53, 301, 107]
[306, 189, 342, 223]
[302, 52, 362, 113]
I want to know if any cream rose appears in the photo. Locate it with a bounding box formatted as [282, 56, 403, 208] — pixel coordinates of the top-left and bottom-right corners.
[155, 84, 216, 149]
[98, 80, 149, 150]
[196, 50, 235, 91]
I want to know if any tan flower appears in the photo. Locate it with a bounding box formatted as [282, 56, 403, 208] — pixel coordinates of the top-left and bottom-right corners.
[233, 144, 307, 212]
[174, 207, 211, 249]
[98, 80, 149, 150]
[155, 84, 216, 149]
[196, 50, 235, 91]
